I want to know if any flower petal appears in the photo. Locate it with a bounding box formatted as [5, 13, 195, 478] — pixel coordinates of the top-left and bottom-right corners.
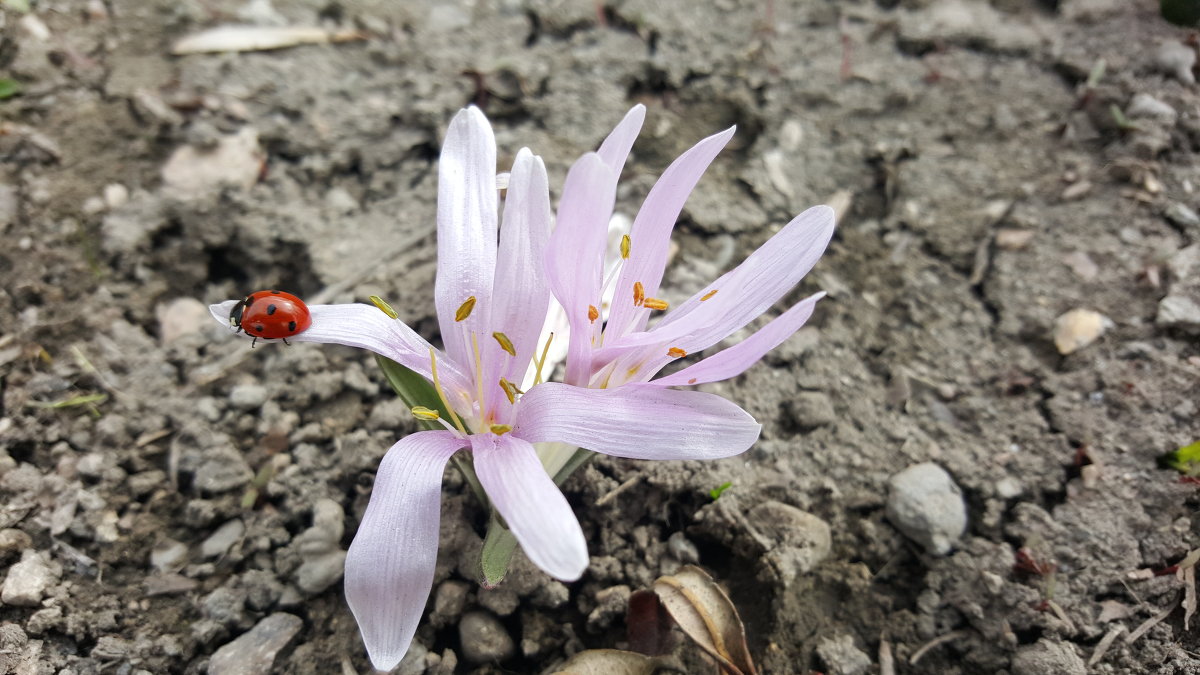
[515, 382, 761, 460]
[436, 106, 498, 368]
[651, 292, 825, 387]
[484, 148, 552, 421]
[596, 104, 646, 174]
[472, 433, 588, 580]
[605, 126, 735, 341]
[345, 431, 467, 671]
[208, 301, 473, 398]
[546, 152, 617, 386]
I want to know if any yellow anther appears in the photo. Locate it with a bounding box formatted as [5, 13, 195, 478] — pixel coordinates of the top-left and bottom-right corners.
[643, 297, 669, 311]
[588, 305, 599, 323]
[492, 332, 516, 357]
[633, 281, 645, 307]
[411, 406, 440, 420]
[700, 289, 718, 301]
[688, 377, 697, 384]
[489, 424, 513, 435]
[667, 347, 687, 358]
[455, 296, 477, 322]
[498, 377, 523, 405]
[620, 234, 631, 259]
[370, 295, 399, 319]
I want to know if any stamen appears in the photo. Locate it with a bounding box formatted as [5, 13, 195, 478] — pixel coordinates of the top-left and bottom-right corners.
[492, 332, 516, 357]
[620, 234, 631, 259]
[633, 281, 645, 307]
[588, 305, 599, 323]
[471, 332, 485, 418]
[533, 332, 555, 385]
[489, 424, 513, 435]
[667, 347, 687, 358]
[370, 295, 399, 319]
[643, 297, 669, 311]
[498, 377, 523, 405]
[411, 406, 440, 420]
[700, 289, 718, 301]
[455, 296, 477, 322]
[428, 347, 467, 434]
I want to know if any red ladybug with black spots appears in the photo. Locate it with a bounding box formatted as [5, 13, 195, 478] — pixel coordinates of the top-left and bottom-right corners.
[229, 290, 311, 347]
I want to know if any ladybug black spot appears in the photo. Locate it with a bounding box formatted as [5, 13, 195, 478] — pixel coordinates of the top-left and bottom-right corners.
[270, 290, 282, 295]
[253, 324, 265, 333]
[288, 321, 297, 332]
[267, 304, 277, 315]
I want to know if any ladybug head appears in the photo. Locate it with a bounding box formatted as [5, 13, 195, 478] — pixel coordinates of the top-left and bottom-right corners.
[228, 295, 252, 330]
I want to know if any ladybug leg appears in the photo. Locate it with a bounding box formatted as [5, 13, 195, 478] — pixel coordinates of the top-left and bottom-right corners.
[251, 337, 258, 348]
[282, 338, 291, 346]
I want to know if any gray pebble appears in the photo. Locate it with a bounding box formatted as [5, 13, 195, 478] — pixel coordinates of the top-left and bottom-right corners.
[586, 585, 631, 632]
[207, 613, 303, 675]
[815, 633, 872, 675]
[202, 586, 248, 626]
[1010, 638, 1086, 675]
[229, 384, 269, 410]
[0, 529, 32, 558]
[458, 610, 515, 664]
[193, 448, 253, 493]
[785, 391, 837, 429]
[201, 520, 245, 559]
[240, 570, 284, 611]
[886, 462, 968, 555]
[1165, 203, 1200, 230]
[1127, 93, 1177, 123]
[150, 538, 189, 572]
[1, 550, 61, 606]
[1154, 41, 1196, 85]
[477, 587, 520, 617]
[1157, 294, 1200, 332]
[748, 501, 832, 582]
[431, 580, 471, 627]
[26, 607, 62, 635]
[0, 622, 27, 650]
[295, 551, 346, 595]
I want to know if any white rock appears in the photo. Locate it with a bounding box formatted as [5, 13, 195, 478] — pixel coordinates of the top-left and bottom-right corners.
[150, 539, 188, 572]
[749, 501, 832, 581]
[157, 297, 212, 345]
[208, 613, 302, 675]
[886, 463, 967, 555]
[161, 127, 263, 200]
[1127, 93, 1177, 123]
[201, 520, 246, 559]
[1053, 308, 1112, 355]
[103, 183, 129, 209]
[1157, 295, 1200, 331]
[1154, 41, 1196, 85]
[1, 550, 61, 606]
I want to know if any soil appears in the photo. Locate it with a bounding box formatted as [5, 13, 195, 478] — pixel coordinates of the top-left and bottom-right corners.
[2, 0, 1200, 673]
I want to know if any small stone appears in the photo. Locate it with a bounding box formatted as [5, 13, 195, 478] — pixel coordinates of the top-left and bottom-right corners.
[667, 531, 701, 565]
[128, 470, 167, 497]
[207, 613, 303, 675]
[995, 228, 1034, 250]
[200, 520, 245, 559]
[785, 391, 836, 429]
[1, 550, 61, 606]
[203, 586, 248, 626]
[1061, 251, 1099, 281]
[587, 585, 631, 632]
[1061, 181, 1092, 201]
[162, 127, 263, 200]
[324, 186, 359, 214]
[1165, 203, 1200, 231]
[1127, 93, 1177, 123]
[1010, 638, 1086, 675]
[194, 448, 253, 493]
[815, 633, 872, 675]
[748, 501, 832, 581]
[26, 607, 62, 635]
[229, 384, 269, 410]
[241, 570, 284, 611]
[886, 463, 967, 555]
[295, 551, 346, 595]
[458, 610, 515, 664]
[0, 530, 32, 558]
[1168, 244, 1200, 281]
[431, 580, 471, 627]
[1154, 41, 1196, 85]
[293, 499, 347, 595]
[995, 477, 1023, 499]
[1157, 295, 1200, 332]
[1053, 308, 1112, 355]
[0, 622, 27, 650]
[477, 587, 520, 617]
[103, 183, 129, 210]
[157, 298, 211, 345]
[151, 539, 189, 572]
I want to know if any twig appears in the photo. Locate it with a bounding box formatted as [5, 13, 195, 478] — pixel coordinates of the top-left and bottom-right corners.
[879, 639, 895, 675]
[1126, 600, 1179, 645]
[909, 630, 970, 665]
[596, 474, 644, 507]
[1088, 625, 1125, 667]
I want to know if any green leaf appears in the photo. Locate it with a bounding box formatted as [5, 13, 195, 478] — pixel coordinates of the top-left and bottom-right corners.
[374, 355, 449, 428]
[709, 481, 733, 500]
[551, 447, 595, 486]
[0, 79, 21, 100]
[480, 511, 519, 587]
[1161, 440, 1200, 476]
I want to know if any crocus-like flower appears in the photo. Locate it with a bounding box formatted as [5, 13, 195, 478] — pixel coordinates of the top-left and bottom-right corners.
[208, 106, 784, 670]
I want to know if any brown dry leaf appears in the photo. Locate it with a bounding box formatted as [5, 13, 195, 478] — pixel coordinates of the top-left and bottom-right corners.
[652, 566, 756, 675]
[1176, 549, 1200, 630]
[551, 649, 660, 675]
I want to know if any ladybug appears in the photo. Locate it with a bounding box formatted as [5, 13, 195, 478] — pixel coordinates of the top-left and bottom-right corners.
[229, 290, 312, 347]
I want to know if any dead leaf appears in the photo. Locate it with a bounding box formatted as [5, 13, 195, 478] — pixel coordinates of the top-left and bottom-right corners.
[628, 589, 676, 656]
[652, 566, 756, 675]
[171, 25, 365, 55]
[551, 649, 660, 675]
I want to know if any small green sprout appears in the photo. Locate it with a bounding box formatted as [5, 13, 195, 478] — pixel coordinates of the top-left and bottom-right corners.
[0, 79, 21, 100]
[1160, 440, 1200, 476]
[709, 481, 733, 501]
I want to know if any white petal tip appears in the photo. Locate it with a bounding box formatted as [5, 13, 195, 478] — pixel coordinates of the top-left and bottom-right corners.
[209, 300, 238, 327]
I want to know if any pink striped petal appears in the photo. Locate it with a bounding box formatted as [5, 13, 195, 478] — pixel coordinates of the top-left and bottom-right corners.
[208, 301, 473, 397]
[651, 292, 825, 387]
[345, 431, 467, 671]
[546, 153, 617, 386]
[484, 149, 552, 421]
[472, 433, 588, 580]
[436, 107, 498, 368]
[596, 104, 646, 173]
[605, 127, 736, 341]
[515, 382, 760, 460]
